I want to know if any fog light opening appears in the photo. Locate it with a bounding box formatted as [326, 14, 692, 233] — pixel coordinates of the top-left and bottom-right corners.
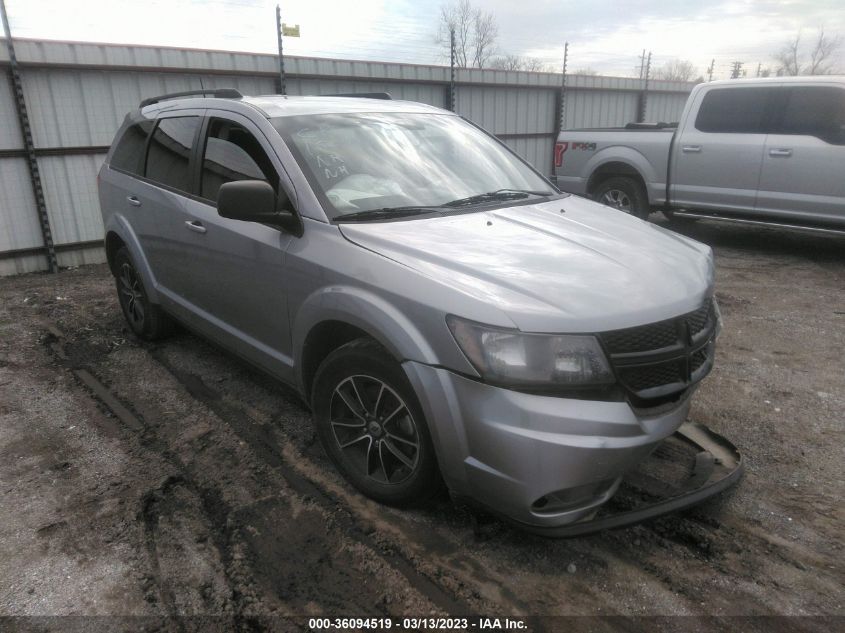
[531, 479, 616, 515]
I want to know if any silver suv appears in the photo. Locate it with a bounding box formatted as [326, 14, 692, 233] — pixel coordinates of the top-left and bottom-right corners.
[98, 90, 723, 531]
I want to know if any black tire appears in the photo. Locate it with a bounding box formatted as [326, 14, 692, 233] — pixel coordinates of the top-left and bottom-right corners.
[113, 247, 175, 341]
[311, 338, 441, 506]
[593, 176, 650, 220]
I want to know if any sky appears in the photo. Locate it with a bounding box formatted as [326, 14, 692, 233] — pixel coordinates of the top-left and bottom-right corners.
[4, 0, 844, 79]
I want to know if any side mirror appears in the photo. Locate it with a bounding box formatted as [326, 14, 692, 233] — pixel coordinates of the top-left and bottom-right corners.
[217, 180, 303, 236]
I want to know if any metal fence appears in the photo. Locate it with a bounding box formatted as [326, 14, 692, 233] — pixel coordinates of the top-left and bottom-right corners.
[0, 38, 695, 275]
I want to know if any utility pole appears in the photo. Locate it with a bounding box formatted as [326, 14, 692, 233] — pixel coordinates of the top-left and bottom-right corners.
[638, 51, 651, 123]
[707, 58, 715, 82]
[276, 4, 286, 95]
[559, 42, 569, 131]
[730, 61, 743, 79]
[639, 48, 646, 79]
[1, 0, 58, 273]
[756, 62, 762, 77]
[449, 28, 456, 112]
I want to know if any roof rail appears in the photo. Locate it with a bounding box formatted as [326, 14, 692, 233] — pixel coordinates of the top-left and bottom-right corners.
[326, 92, 393, 100]
[140, 88, 243, 108]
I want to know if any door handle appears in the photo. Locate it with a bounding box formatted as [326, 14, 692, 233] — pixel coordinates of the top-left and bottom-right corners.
[681, 145, 702, 153]
[769, 148, 792, 157]
[127, 195, 142, 207]
[184, 220, 207, 234]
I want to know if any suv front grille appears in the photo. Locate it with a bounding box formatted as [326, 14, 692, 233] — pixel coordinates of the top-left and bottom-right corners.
[599, 299, 717, 402]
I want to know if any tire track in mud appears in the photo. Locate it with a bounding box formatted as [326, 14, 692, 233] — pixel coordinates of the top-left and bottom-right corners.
[45, 325, 477, 620]
[146, 346, 498, 617]
[45, 327, 263, 626]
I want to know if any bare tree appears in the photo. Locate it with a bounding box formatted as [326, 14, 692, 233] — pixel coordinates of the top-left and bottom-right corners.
[653, 59, 697, 81]
[520, 57, 549, 72]
[774, 29, 841, 75]
[775, 33, 802, 76]
[807, 28, 841, 74]
[437, 0, 498, 68]
[489, 54, 523, 70]
[489, 54, 549, 72]
[573, 67, 599, 76]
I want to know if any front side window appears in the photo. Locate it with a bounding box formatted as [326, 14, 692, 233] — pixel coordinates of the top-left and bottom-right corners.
[200, 119, 280, 203]
[110, 120, 153, 175]
[145, 116, 201, 193]
[773, 86, 845, 144]
[272, 112, 552, 219]
[695, 88, 773, 134]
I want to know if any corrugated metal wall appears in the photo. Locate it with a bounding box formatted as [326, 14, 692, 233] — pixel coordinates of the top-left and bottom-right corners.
[0, 38, 695, 275]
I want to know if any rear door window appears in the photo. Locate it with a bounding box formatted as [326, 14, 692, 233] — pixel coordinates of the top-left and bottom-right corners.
[199, 119, 279, 203]
[145, 116, 201, 193]
[110, 120, 153, 175]
[771, 86, 845, 144]
[694, 88, 774, 133]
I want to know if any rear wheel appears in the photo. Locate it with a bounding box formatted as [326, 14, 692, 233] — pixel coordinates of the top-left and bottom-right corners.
[113, 247, 175, 340]
[593, 176, 650, 220]
[311, 339, 441, 506]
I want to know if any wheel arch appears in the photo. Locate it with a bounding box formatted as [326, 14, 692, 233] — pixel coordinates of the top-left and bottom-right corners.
[587, 161, 649, 202]
[103, 215, 161, 303]
[293, 288, 440, 402]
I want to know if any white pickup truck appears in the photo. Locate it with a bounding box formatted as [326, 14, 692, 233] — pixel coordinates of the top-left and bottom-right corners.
[553, 76, 845, 232]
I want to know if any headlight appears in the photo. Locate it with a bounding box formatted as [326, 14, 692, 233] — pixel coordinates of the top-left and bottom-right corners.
[446, 315, 615, 388]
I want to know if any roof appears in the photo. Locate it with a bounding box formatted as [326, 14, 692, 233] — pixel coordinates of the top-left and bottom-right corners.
[706, 75, 845, 87]
[243, 95, 448, 117]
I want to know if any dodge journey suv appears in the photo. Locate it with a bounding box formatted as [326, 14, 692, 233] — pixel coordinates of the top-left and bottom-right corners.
[98, 89, 725, 532]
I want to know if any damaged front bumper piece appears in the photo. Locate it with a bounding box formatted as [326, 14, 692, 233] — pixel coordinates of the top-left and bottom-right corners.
[516, 421, 744, 537]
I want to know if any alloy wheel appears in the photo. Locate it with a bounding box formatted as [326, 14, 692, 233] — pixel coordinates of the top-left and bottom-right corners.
[601, 189, 633, 213]
[329, 374, 420, 485]
[118, 263, 145, 328]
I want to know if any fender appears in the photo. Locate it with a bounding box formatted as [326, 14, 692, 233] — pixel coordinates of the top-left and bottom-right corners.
[292, 285, 441, 393]
[584, 146, 665, 205]
[104, 213, 161, 304]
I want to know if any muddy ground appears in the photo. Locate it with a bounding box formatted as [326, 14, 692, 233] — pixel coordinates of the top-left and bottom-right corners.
[0, 217, 842, 631]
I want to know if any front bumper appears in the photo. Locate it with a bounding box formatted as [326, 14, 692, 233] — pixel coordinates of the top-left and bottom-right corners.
[404, 362, 741, 532]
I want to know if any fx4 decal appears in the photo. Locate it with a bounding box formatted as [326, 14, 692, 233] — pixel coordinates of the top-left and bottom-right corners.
[554, 141, 597, 167]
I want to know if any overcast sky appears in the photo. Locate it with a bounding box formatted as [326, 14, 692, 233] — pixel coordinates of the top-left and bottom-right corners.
[5, 0, 844, 79]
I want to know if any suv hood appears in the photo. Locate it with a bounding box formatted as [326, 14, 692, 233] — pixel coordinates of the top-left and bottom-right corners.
[338, 196, 714, 333]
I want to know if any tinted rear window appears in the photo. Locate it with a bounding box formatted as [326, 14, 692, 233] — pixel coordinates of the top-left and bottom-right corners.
[110, 120, 153, 175]
[695, 88, 773, 133]
[773, 86, 845, 144]
[145, 117, 201, 193]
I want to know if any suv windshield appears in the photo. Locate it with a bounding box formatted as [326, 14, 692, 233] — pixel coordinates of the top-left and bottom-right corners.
[272, 112, 554, 220]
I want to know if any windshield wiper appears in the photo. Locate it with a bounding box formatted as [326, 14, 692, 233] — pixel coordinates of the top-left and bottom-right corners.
[335, 206, 445, 223]
[442, 188, 554, 208]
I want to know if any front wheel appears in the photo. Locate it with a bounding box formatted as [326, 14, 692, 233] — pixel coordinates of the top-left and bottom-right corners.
[113, 247, 175, 340]
[593, 176, 650, 220]
[311, 339, 441, 506]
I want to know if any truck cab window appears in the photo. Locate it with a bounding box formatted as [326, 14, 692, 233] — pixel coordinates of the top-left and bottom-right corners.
[695, 88, 772, 134]
[774, 87, 845, 144]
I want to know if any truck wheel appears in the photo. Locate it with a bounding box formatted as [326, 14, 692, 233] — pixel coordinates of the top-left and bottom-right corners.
[113, 247, 176, 340]
[594, 177, 650, 220]
[311, 338, 441, 507]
